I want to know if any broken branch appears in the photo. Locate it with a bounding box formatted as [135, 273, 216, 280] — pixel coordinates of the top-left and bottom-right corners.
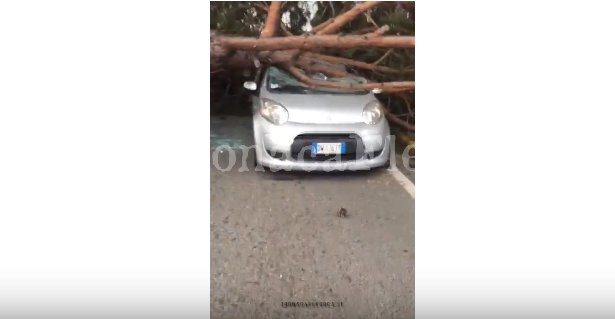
[385, 110, 415, 132]
[285, 64, 415, 91]
[373, 49, 393, 65]
[302, 52, 413, 74]
[316, 1, 383, 35]
[260, 1, 282, 38]
[369, 25, 390, 36]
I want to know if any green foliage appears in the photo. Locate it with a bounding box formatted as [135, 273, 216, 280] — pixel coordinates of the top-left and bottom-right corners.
[210, 2, 264, 36]
[210, 1, 311, 36]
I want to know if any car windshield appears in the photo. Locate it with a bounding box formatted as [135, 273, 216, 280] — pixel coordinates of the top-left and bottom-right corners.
[265, 66, 369, 95]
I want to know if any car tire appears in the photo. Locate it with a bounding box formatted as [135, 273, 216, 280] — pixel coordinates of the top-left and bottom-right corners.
[383, 160, 392, 169]
[252, 148, 271, 173]
[372, 160, 391, 172]
[252, 148, 262, 170]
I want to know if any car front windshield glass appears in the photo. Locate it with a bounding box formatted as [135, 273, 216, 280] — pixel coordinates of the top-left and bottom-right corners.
[265, 66, 369, 95]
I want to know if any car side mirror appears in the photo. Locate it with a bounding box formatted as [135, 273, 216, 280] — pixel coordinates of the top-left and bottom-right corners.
[371, 88, 383, 94]
[243, 81, 257, 91]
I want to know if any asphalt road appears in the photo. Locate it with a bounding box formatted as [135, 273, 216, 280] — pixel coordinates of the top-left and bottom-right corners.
[210, 117, 415, 319]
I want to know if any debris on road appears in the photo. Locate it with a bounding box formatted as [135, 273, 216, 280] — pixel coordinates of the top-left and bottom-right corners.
[338, 207, 348, 218]
[211, 117, 249, 151]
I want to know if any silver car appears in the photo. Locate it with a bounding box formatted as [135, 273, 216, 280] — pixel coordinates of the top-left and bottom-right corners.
[243, 66, 391, 171]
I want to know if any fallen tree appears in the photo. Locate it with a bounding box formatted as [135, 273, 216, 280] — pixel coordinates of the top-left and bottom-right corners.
[215, 34, 415, 51]
[211, 1, 415, 132]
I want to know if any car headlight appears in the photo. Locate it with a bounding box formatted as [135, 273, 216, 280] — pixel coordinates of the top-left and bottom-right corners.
[362, 100, 383, 125]
[259, 98, 289, 125]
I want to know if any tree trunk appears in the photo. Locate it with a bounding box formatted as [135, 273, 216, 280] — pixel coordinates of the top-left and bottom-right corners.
[211, 31, 415, 71]
[216, 34, 415, 51]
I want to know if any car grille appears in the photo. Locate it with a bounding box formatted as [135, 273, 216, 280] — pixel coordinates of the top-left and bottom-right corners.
[289, 133, 365, 162]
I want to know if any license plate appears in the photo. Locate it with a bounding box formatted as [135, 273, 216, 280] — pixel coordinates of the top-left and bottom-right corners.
[311, 142, 345, 155]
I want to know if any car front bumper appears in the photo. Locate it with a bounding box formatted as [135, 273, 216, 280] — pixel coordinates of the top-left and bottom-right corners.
[253, 115, 391, 171]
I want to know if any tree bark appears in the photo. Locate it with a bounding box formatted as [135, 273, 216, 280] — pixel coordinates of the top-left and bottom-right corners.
[302, 52, 412, 74]
[260, 1, 282, 38]
[286, 64, 415, 91]
[211, 38, 415, 83]
[309, 19, 333, 34]
[216, 34, 415, 51]
[315, 1, 382, 35]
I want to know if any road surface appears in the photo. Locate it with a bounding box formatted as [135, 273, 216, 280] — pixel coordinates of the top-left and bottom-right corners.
[210, 116, 415, 319]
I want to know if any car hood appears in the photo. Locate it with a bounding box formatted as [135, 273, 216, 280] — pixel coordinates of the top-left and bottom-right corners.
[261, 91, 376, 124]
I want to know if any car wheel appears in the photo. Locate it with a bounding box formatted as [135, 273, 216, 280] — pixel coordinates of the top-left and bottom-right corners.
[372, 160, 391, 172]
[251, 148, 270, 173]
[252, 148, 261, 169]
[383, 160, 392, 169]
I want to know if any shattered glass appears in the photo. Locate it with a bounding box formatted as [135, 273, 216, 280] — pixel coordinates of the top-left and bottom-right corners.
[267, 66, 368, 94]
[210, 117, 252, 151]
